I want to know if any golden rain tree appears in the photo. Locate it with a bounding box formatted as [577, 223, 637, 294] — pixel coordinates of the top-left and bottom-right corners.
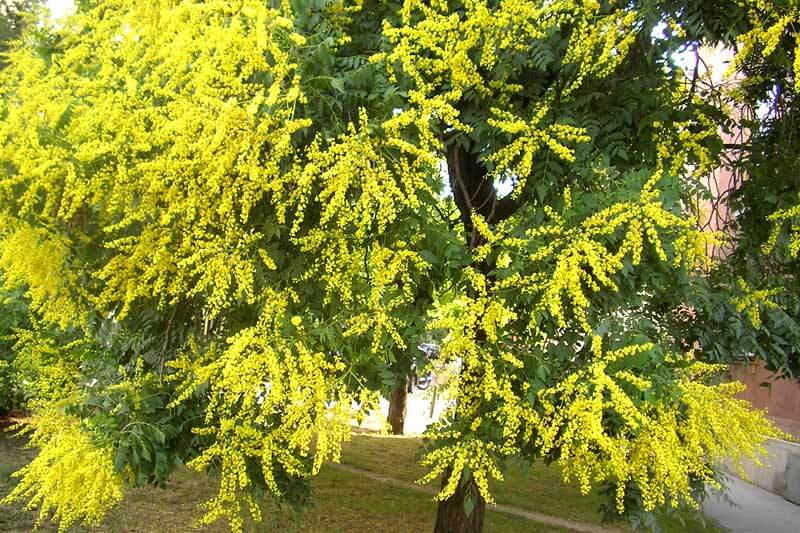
[0, 1, 796, 532]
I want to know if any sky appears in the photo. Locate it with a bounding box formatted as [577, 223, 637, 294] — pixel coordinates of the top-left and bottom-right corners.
[47, 0, 74, 20]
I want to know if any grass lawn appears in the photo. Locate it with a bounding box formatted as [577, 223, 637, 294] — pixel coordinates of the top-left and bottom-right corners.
[341, 431, 606, 524]
[1, 426, 721, 532]
[341, 431, 722, 533]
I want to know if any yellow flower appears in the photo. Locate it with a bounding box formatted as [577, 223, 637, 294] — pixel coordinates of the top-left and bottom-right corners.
[2, 411, 124, 532]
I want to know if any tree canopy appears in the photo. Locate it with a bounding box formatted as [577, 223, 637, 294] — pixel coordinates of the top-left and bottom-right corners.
[0, 1, 797, 532]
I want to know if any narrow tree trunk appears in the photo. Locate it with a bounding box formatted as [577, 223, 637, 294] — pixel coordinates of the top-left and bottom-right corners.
[434, 468, 486, 533]
[387, 377, 408, 435]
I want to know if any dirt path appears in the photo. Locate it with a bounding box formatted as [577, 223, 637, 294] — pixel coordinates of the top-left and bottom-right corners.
[332, 463, 621, 533]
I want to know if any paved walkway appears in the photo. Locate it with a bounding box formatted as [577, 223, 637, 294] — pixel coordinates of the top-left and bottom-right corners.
[703, 475, 800, 532]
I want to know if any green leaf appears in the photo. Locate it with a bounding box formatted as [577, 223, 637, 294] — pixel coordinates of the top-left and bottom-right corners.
[463, 493, 475, 517]
[330, 78, 345, 93]
[114, 446, 129, 473]
[420, 250, 440, 265]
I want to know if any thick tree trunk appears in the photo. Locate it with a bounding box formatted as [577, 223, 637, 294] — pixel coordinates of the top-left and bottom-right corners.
[434, 468, 486, 533]
[386, 378, 408, 435]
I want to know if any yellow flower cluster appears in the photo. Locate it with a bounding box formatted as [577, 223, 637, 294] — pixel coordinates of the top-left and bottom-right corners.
[487, 107, 591, 191]
[732, 277, 781, 329]
[385, 0, 640, 103]
[499, 175, 704, 332]
[274, 109, 435, 352]
[381, 0, 641, 180]
[653, 115, 719, 178]
[560, 6, 638, 95]
[0, 225, 85, 328]
[417, 175, 774, 512]
[283, 108, 434, 240]
[0, 0, 312, 319]
[1, 411, 124, 532]
[765, 202, 800, 257]
[343, 243, 430, 353]
[745, 0, 800, 261]
[169, 292, 366, 532]
[423, 290, 536, 497]
[538, 345, 782, 513]
[537, 344, 779, 512]
[10, 326, 84, 404]
[733, 1, 800, 90]
[419, 438, 505, 504]
[420, 322, 781, 514]
[1, 3, 440, 529]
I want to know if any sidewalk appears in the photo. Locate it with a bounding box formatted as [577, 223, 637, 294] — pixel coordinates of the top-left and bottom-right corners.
[703, 475, 800, 533]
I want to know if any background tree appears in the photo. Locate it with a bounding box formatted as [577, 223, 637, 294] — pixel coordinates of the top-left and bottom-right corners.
[0, 1, 791, 532]
[0, 1, 37, 56]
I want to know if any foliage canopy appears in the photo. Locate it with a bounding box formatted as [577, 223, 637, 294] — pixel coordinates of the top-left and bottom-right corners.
[0, 0, 796, 531]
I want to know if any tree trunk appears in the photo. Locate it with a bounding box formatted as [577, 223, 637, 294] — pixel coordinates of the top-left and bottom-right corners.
[434, 468, 486, 533]
[432, 138, 512, 533]
[387, 377, 408, 435]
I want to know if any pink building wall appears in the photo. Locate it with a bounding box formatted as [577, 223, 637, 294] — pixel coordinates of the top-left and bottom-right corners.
[731, 362, 800, 439]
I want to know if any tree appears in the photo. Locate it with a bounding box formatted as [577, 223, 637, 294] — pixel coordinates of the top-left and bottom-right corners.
[384, 285, 437, 435]
[677, 0, 800, 380]
[0, 1, 33, 43]
[0, 1, 42, 66]
[0, 1, 791, 532]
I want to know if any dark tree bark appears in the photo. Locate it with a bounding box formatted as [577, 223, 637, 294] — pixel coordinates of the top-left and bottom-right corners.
[387, 376, 408, 435]
[433, 468, 486, 533]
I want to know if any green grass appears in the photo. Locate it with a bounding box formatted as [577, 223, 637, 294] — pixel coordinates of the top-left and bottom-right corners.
[0, 426, 721, 532]
[0, 429, 563, 532]
[338, 431, 723, 532]
[340, 431, 606, 524]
